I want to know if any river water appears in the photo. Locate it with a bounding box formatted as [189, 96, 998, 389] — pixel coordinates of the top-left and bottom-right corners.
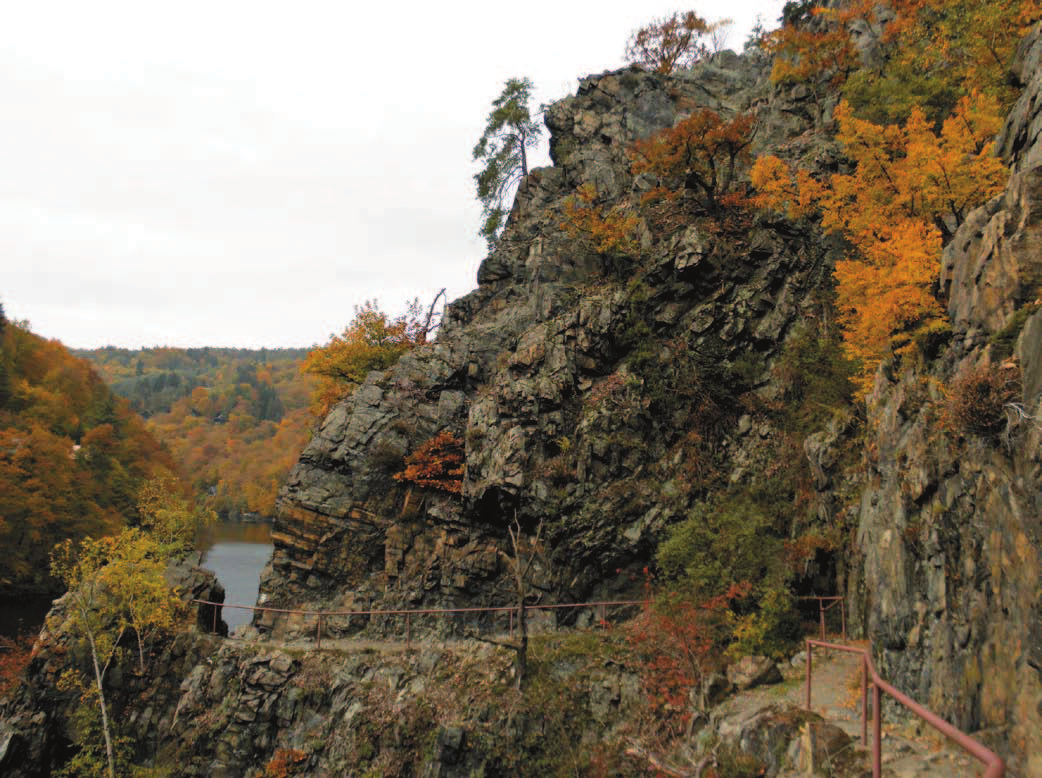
[0, 519, 273, 639]
[197, 519, 273, 633]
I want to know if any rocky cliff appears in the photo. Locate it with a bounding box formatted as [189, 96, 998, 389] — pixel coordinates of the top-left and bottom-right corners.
[846, 23, 1042, 774]
[3, 17, 1042, 777]
[257, 49, 843, 635]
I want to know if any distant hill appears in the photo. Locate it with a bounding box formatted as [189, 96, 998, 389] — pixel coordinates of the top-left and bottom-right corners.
[0, 312, 175, 594]
[76, 346, 315, 518]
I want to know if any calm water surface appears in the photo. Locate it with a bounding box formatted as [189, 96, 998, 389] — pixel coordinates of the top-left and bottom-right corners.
[197, 519, 273, 633]
[0, 520, 272, 638]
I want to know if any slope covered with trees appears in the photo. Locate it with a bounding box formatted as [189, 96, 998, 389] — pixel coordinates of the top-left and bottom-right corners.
[78, 346, 313, 518]
[0, 309, 175, 594]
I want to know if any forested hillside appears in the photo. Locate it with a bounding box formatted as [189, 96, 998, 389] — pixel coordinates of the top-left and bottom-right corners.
[78, 347, 314, 518]
[0, 309, 175, 594]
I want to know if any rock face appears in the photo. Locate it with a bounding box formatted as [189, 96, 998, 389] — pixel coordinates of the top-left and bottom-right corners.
[4, 19, 1042, 777]
[257, 53, 841, 641]
[0, 560, 224, 776]
[847, 22, 1042, 775]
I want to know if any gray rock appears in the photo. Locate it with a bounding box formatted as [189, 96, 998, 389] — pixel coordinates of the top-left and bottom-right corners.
[728, 656, 784, 691]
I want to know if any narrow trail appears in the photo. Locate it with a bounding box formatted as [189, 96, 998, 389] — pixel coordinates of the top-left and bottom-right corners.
[214, 627, 989, 775]
[714, 647, 986, 776]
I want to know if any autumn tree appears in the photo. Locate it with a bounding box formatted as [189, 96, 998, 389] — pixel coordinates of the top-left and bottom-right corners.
[629, 109, 756, 212]
[626, 582, 751, 734]
[844, 0, 1041, 123]
[393, 430, 464, 494]
[136, 471, 214, 554]
[472, 77, 543, 250]
[764, 2, 867, 118]
[625, 11, 732, 74]
[302, 299, 427, 420]
[561, 183, 640, 259]
[752, 93, 1008, 390]
[51, 529, 184, 778]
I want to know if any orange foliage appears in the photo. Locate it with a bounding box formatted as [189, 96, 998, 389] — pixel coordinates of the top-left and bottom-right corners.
[0, 322, 173, 592]
[0, 633, 34, 698]
[302, 299, 426, 420]
[765, 2, 872, 94]
[626, 581, 751, 733]
[561, 183, 640, 256]
[625, 11, 729, 75]
[264, 748, 308, 778]
[629, 109, 755, 211]
[883, 0, 1041, 107]
[752, 92, 1007, 392]
[393, 431, 464, 494]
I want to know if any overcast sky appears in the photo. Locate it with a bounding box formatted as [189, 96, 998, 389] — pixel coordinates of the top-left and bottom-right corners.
[3, 0, 786, 350]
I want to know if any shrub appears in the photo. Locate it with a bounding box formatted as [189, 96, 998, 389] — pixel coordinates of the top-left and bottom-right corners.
[625, 11, 729, 75]
[560, 183, 640, 262]
[629, 109, 755, 212]
[393, 431, 465, 494]
[944, 361, 1021, 438]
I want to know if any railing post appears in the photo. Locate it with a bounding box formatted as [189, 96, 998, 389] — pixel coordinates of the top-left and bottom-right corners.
[212, 603, 217, 634]
[841, 599, 847, 641]
[406, 613, 411, 647]
[872, 681, 882, 778]
[820, 599, 826, 641]
[805, 640, 812, 710]
[861, 655, 868, 747]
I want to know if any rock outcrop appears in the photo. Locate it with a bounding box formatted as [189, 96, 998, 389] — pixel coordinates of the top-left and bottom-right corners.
[847, 22, 1042, 775]
[258, 53, 841, 642]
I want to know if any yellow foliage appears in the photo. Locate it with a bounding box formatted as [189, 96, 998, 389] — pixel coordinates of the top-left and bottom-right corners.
[561, 184, 640, 256]
[751, 93, 1008, 393]
[302, 299, 425, 419]
[749, 155, 824, 220]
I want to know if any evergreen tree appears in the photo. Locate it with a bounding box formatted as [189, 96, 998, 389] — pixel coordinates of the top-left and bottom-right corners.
[472, 77, 542, 251]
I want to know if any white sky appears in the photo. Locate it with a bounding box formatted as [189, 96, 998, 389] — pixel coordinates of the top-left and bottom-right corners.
[2, 0, 785, 349]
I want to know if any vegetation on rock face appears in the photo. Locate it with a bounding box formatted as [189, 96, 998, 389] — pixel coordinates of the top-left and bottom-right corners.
[630, 109, 756, 213]
[472, 77, 543, 250]
[302, 298, 430, 421]
[624, 10, 732, 75]
[753, 88, 1009, 392]
[393, 430, 465, 495]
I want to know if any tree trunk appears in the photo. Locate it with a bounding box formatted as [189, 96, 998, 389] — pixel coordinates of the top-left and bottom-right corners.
[83, 623, 116, 778]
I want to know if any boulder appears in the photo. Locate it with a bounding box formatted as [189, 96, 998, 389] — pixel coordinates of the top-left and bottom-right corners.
[727, 655, 784, 691]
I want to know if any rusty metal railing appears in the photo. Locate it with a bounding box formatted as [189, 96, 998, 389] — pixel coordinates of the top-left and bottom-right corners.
[805, 639, 1005, 778]
[799, 595, 846, 641]
[192, 598, 646, 649]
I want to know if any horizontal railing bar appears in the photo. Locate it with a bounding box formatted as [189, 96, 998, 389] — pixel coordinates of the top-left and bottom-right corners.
[806, 639, 1004, 777]
[191, 598, 648, 619]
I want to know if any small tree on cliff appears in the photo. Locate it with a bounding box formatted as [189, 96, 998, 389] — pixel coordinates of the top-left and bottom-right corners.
[472, 77, 542, 250]
[625, 10, 732, 74]
[467, 516, 548, 688]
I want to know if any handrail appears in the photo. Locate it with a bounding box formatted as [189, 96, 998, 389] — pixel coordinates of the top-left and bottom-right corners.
[798, 596, 846, 641]
[805, 639, 1005, 778]
[191, 598, 647, 648]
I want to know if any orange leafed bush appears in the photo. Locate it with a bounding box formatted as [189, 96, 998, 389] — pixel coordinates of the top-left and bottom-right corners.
[626, 582, 751, 731]
[0, 633, 34, 698]
[630, 109, 755, 211]
[393, 431, 464, 494]
[265, 748, 308, 778]
[561, 183, 639, 256]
